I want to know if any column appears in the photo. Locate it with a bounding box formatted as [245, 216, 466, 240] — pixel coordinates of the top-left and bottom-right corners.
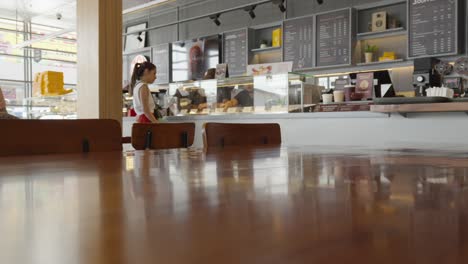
[77, 0, 122, 122]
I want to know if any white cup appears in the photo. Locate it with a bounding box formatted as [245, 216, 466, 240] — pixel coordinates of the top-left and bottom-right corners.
[333, 90, 345, 103]
[322, 94, 333, 104]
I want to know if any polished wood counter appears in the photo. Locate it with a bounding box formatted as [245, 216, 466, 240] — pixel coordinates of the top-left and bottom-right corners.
[371, 102, 468, 114]
[1, 147, 468, 263]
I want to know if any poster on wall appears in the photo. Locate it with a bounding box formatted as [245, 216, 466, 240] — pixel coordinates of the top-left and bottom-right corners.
[283, 15, 315, 70]
[408, 0, 458, 58]
[171, 35, 221, 82]
[315, 8, 352, 67]
[125, 23, 147, 52]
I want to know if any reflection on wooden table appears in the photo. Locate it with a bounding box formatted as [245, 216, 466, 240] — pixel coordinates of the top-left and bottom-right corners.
[1, 146, 468, 263]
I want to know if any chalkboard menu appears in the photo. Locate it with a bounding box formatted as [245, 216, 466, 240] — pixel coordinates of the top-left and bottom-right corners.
[316, 9, 352, 67]
[408, 0, 458, 58]
[152, 43, 171, 84]
[283, 15, 314, 70]
[223, 29, 248, 76]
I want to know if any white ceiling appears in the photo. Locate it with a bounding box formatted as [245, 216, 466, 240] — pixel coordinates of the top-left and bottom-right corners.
[0, 0, 208, 28]
[0, 0, 76, 28]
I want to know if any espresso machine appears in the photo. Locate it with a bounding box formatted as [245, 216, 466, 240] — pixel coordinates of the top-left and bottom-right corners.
[413, 58, 442, 96]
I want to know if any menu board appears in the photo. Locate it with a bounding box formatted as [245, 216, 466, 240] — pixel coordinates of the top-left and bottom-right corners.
[223, 29, 248, 76]
[316, 9, 352, 67]
[408, 0, 458, 58]
[152, 43, 171, 84]
[283, 15, 314, 70]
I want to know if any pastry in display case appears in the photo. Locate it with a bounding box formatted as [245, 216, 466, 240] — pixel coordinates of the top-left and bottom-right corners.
[168, 72, 320, 115]
[6, 92, 77, 120]
[3, 75, 77, 119]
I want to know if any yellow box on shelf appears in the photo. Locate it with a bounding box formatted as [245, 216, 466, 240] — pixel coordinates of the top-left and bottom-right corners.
[272, 28, 282, 47]
[379, 52, 396, 62]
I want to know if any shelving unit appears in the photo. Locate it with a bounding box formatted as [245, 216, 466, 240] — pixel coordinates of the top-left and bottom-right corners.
[354, 1, 408, 65]
[356, 27, 406, 40]
[356, 1, 407, 34]
[251, 46, 282, 53]
[356, 58, 404, 66]
[248, 23, 283, 65]
[309, 60, 414, 77]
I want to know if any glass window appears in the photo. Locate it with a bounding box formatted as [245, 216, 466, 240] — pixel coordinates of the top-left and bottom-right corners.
[318, 77, 328, 88]
[0, 30, 24, 56]
[317, 75, 349, 89]
[1, 80, 26, 118]
[0, 12, 77, 119]
[329, 76, 339, 89]
[0, 55, 24, 81]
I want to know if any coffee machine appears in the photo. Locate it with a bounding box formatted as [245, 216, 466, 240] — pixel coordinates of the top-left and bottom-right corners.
[413, 58, 442, 96]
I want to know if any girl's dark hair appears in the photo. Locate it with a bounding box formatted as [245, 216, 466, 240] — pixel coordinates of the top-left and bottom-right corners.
[130, 61, 156, 95]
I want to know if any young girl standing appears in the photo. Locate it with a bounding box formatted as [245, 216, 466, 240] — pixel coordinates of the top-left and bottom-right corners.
[130, 62, 158, 123]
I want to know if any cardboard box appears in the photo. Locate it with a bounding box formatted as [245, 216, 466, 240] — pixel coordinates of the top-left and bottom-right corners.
[372, 11, 387, 32]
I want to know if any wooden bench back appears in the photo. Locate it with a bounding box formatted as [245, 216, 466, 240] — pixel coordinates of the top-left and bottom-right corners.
[203, 123, 281, 149]
[132, 123, 195, 150]
[0, 119, 122, 156]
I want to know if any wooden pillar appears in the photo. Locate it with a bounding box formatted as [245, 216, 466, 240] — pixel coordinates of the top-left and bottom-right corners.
[77, 0, 122, 122]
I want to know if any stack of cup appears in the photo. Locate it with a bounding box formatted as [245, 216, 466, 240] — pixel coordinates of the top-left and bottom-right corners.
[333, 90, 345, 103]
[322, 94, 333, 104]
[322, 91, 345, 104]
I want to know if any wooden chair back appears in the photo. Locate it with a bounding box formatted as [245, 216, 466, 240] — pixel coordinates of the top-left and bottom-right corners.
[203, 123, 281, 149]
[0, 119, 122, 156]
[132, 123, 195, 150]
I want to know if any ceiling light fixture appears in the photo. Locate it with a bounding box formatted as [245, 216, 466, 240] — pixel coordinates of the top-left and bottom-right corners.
[272, 0, 286, 13]
[244, 5, 257, 19]
[209, 14, 221, 26]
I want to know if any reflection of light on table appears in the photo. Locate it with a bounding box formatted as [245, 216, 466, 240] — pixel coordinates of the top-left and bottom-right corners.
[125, 156, 134, 171]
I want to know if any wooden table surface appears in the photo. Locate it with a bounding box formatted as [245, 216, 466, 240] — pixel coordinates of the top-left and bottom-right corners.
[1, 146, 468, 264]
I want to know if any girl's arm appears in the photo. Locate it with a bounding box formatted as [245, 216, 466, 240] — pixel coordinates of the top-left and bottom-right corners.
[140, 85, 158, 123]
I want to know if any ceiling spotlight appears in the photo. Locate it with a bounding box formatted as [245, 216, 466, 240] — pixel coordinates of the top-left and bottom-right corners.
[272, 0, 286, 13]
[317, 0, 324, 4]
[209, 14, 221, 26]
[244, 5, 257, 19]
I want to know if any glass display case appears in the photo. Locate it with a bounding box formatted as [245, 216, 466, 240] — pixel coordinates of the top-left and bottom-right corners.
[167, 72, 320, 115]
[6, 92, 77, 119]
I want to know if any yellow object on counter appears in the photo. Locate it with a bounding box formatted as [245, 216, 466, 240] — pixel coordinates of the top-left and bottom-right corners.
[396, 91, 416, 97]
[272, 28, 282, 47]
[379, 52, 396, 62]
[33, 71, 73, 97]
